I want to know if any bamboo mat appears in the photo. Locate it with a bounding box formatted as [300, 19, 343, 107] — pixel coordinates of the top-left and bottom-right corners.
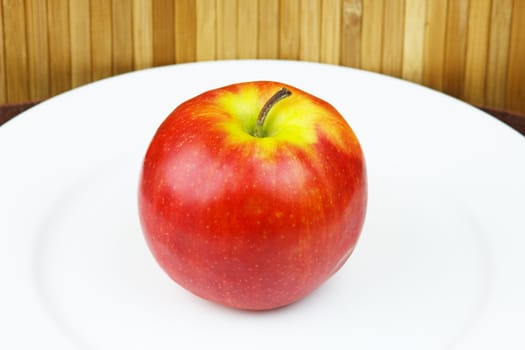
[1, 0, 524, 115]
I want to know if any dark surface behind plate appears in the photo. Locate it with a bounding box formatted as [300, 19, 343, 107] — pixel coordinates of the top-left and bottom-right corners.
[1, 101, 524, 136]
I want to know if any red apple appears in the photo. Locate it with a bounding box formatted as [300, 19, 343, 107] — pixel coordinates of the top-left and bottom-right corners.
[138, 81, 367, 310]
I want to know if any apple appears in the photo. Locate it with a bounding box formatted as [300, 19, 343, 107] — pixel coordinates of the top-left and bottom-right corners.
[138, 81, 367, 310]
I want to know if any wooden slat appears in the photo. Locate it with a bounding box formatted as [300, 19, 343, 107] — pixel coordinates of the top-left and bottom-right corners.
[300, 0, 321, 62]
[25, 0, 50, 100]
[152, 0, 175, 66]
[3, 0, 29, 102]
[91, 0, 113, 81]
[132, 0, 153, 69]
[402, 0, 426, 83]
[320, 0, 341, 65]
[0, 2, 5, 103]
[216, 0, 237, 59]
[69, 0, 91, 88]
[258, 0, 279, 59]
[422, 0, 447, 91]
[486, 0, 512, 109]
[381, 0, 405, 77]
[442, 0, 469, 98]
[112, 0, 134, 74]
[47, 0, 71, 96]
[506, 0, 525, 113]
[463, 0, 491, 105]
[279, 0, 300, 60]
[175, 0, 196, 63]
[361, 0, 383, 72]
[341, 0, 362, 68]
[237, 0, 258, 59]
[195, 0, 216, 61]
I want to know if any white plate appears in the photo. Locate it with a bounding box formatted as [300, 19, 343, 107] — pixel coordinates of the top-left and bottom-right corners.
[1, 60, 525, 349]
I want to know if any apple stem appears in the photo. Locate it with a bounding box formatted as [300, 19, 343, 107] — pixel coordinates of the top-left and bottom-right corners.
[253, 87, 292, 138]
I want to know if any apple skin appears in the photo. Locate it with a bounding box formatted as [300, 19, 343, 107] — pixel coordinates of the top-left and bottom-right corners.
[138, 81, 367, 310]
